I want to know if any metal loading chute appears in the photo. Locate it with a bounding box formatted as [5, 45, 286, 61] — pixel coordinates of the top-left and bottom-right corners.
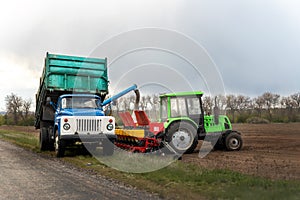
[102, 84, 139, 107]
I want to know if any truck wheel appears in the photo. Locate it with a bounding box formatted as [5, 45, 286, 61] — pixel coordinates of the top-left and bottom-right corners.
[48, 128, 55, 151]
[103, 139, 114, 156]
[225, 132, 243, 151]
[39, 127, 49, 151]
[167, 121, 198, 154]
[55, 135, 65, 157]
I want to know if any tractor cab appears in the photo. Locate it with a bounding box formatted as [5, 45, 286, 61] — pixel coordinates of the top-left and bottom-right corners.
[159, 91, 205, 134]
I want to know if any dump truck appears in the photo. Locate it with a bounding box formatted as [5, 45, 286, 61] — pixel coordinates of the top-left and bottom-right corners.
[34, 53, 138, 157]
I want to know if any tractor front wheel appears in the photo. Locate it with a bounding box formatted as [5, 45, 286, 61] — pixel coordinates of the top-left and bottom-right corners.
[167, 121, 198, 154]
[225, 132, 243, 151]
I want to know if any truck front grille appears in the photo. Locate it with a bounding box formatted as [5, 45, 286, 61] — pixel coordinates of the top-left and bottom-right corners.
[76, 119, 101, 132]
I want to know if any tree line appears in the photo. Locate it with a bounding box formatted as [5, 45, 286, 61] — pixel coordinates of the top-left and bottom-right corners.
[111, 92, 300, 124]
[0, 93, 34, 126]
[1, 91, 299, 126]
[203, 92, 300, 123]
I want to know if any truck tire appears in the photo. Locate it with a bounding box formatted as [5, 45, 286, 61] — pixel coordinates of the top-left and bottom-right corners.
[167, 121, 198, 154]
[55, 135, 65, 157]
[103, 139, 114, 156]
[48, 128, 55, 151]
[39, 127, 49, 151]
[225, 132, 243, 151]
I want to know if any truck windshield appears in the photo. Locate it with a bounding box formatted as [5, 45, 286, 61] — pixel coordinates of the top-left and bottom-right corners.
[61, 97, 100, 109]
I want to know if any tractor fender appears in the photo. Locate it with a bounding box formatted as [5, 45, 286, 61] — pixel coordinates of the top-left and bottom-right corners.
[165, 118, 198, 132]
[221, 130, 241, 141]
[213, 130, 240, 146]
[165, 119, 198, 137]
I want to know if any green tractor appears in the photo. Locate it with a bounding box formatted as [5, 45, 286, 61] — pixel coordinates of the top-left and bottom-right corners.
[159, 91, 243, 154]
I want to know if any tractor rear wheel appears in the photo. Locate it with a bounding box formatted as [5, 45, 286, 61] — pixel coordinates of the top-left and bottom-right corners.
[225, 132, 243, 151]
[167, 121, 198, 154]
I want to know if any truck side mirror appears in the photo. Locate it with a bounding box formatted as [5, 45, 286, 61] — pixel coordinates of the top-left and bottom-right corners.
[46, 97, 57, 110]
[46, 97, 51, 105]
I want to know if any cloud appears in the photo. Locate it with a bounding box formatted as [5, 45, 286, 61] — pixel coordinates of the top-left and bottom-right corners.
[0, 0, 300, 110]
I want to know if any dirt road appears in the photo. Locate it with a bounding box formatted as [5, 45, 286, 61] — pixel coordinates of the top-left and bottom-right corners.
[0, 140, 160, 200]
[183, 123, 300, 180]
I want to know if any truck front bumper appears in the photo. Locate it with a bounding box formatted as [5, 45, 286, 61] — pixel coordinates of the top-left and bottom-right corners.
[60, 134, 117, 143]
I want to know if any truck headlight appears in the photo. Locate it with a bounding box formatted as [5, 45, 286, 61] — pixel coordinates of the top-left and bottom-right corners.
[106, 123, 114, 131]
[63, 123, 71, 131]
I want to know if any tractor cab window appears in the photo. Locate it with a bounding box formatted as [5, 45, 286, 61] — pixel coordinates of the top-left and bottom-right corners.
[187, 97, 201, 115]
[170, 97, 187, 117]
[160, 97, 168, 121]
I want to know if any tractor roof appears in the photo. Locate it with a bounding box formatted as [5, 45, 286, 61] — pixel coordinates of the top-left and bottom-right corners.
[159, 91, 204, 98]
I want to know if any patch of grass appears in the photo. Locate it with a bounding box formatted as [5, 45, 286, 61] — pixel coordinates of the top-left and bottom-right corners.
[0, 129, 39, 151]
[0, 127, 299, 200]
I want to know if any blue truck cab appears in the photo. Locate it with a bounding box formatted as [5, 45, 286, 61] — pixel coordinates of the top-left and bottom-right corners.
[52, 94, 116, 156]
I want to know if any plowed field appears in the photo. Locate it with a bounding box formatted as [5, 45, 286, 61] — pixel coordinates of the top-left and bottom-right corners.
[183, 123, 300, 180]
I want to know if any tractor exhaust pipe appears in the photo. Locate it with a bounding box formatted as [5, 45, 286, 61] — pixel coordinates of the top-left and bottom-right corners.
[214, 96, 220, 124]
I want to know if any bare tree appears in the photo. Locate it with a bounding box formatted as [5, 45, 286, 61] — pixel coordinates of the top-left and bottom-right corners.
[5, 93, 23, 125]
[203, 96, 213, 115]
[22, 99, 32, 120]
[261, 92, 280, 120]
[254, 96, 264, 117]
[151, 94, 160, 121]
[226, 95, 238, 122]
[280, 96, 297, 121]
[236, 95, 251, 111]
[140, 96, 147, 111]
[290, 92, 300, 110]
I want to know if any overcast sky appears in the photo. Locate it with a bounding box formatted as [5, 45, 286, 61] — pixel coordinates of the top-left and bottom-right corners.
[0, 0, 300, 111]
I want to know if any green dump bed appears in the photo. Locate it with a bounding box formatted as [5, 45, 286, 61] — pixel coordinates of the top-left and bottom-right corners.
[35, 53, 109, 128]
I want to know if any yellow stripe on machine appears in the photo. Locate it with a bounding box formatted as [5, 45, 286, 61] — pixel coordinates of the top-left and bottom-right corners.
[115, 129, 145, 138]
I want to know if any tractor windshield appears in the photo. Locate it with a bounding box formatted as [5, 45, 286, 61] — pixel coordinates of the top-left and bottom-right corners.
[160, 95, 203, 122]
[169, 96, 202, 118]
